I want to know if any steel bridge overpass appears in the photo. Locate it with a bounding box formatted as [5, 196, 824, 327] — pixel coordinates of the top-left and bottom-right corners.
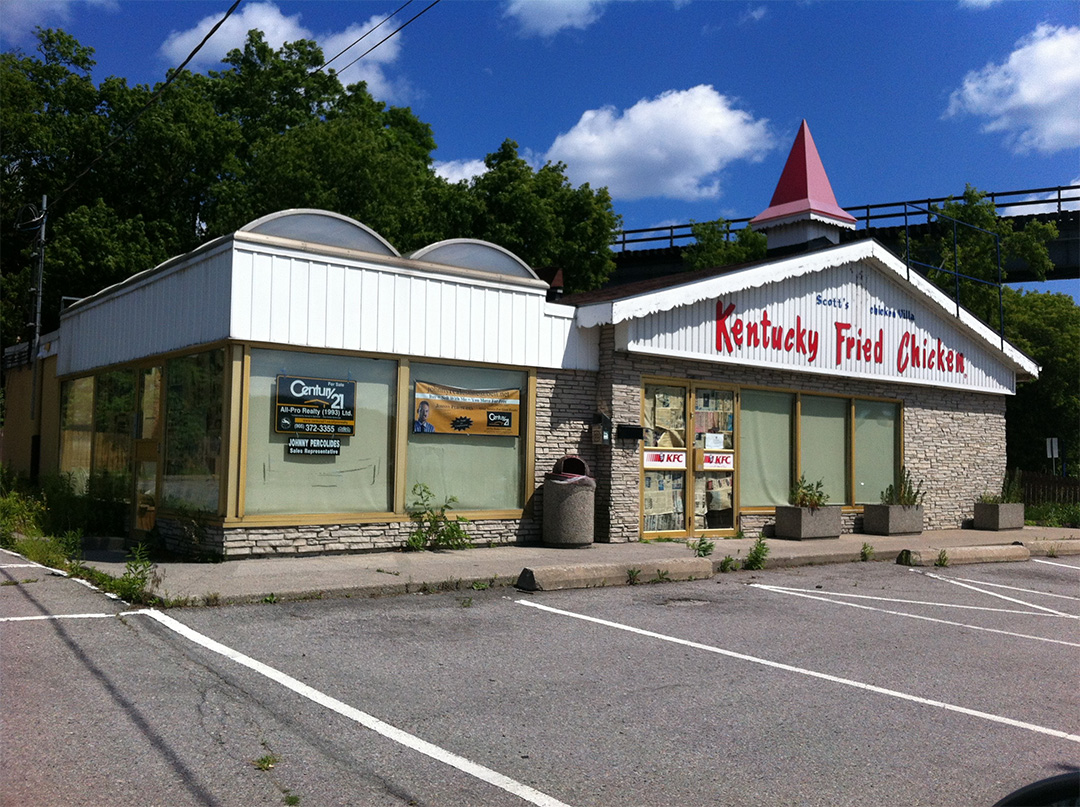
[611, 185, 1079, 286]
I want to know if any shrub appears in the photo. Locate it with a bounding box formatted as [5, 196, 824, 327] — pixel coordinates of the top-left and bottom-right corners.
[880, 466, 925, 506]
[790, 475, 828, 510]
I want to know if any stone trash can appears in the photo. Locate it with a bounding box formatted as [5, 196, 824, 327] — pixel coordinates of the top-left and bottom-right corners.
[542, 455, 596, 548]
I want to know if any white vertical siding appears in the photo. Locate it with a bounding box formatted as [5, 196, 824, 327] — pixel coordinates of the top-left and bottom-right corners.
[58, 245, 233, 375]
[625, 260, 1016, 394]
[227, 244, 596, 370]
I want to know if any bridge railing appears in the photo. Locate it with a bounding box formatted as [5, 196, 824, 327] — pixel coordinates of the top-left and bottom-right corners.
[611, 184, 1079, 251]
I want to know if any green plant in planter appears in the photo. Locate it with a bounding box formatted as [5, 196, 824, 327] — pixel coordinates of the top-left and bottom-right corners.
[979, 469, 1023, 504]
[790, 475, 828, 510]
[880, 466, 925, 506]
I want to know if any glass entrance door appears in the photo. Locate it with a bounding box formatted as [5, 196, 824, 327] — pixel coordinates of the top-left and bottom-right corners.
[132, 367, 162, 534]
[691, 387, 735, 532]
[642, 383, 688, 534]
[641, 382, 737, 538]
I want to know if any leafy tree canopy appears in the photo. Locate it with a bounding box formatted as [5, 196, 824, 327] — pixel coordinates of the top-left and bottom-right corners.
[1002, 288, 1080, 477]
[1, 28, 618, 347]
[682, 218, 766, 271]
[909, 184, 1058, 328]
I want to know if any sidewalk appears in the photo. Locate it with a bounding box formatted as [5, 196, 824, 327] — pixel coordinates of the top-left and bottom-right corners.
[80, 525, 1080, 606]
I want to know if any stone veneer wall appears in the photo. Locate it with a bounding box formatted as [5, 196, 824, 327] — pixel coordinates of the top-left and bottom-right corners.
[158, 517, 536, 559]
[600, 326, 1007, 541]
[531, 369, 601, 537]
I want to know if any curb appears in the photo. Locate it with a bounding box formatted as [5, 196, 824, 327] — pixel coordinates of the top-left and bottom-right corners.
[897, 544, 1030, 567]
[516, 557, 713, 591]
[1024, 540, 1080, 557]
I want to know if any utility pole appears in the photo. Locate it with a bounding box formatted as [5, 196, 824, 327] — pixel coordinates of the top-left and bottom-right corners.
[29, 195, 47, 479]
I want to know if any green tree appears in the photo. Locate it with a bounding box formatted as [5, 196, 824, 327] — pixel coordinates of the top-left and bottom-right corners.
[2, 29, 621, 354]
[460, 140, 620, 293]
[910, 185, 1057, 328]
[682, 218, 766, 271]
[1002, 289, 1080, 476]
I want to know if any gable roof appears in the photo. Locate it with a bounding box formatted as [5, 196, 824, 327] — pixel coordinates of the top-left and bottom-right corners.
[750, 120, 857, 230]
[570, 239, 1038, 381]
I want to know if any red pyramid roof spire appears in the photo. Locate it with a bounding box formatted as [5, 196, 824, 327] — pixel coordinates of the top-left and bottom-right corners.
[750, 120, 856, 228]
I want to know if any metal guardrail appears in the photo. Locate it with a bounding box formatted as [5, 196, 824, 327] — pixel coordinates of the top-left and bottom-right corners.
[612, 185, 1080, 251]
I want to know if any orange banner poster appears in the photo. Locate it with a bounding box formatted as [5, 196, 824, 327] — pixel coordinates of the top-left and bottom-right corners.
[413, 381, 520, 436]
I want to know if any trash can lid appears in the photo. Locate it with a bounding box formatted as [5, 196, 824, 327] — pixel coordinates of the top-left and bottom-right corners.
[553, 455, 590, 477]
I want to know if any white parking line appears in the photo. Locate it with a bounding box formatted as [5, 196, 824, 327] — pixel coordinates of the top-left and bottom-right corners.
[750, 584, 1080, 647]
[1, 563, 43, 569]
[934, 576, 1080, 602]
[125, 609, 574, 807]
[0, 613, 116, 623]
[914, 569, 1075, 617]
[515, 599, 1080, 745]
[1033, 558, 1080, 570]
[737, 584, 1072, 617]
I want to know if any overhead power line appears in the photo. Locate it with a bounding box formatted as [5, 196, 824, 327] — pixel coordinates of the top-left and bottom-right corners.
[319, 0, 415, 72]
[334, 0, 442, 75]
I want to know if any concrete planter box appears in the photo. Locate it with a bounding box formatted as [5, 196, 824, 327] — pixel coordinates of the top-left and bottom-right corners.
[774, 505, 842, 540]
[973, 502, 1025, 531]
[862, 504, 923, 536]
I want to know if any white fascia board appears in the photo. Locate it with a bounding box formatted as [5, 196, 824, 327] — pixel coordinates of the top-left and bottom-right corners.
[575, 240, 1038, 379]
[863, 243, 1039, 379]
[235, 231, 551, 295]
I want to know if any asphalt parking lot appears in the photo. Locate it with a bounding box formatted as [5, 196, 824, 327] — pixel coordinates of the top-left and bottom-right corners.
[3, 551, 1078, 806]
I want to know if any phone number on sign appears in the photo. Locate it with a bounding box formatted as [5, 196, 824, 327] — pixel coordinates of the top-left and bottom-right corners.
[294, 422, 352, 434]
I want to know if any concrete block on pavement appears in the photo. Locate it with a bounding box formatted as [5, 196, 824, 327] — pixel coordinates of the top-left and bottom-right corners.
[516, 557, 713, 591]
[896, 544, 1030, 566]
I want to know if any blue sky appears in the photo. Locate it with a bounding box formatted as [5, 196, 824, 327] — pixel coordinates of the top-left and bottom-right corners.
[2, 0, 1077, 295]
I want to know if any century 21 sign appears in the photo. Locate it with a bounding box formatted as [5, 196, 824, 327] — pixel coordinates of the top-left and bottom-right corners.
[275, 375, 356, 436]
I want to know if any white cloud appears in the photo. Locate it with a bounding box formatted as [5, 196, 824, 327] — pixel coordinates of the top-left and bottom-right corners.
[740, 5, 768, 24]
[545, 85, 774, 201]
[0, 0, 116, 47]
[158, 2, 408, 101]
[945, 23, 1080, 154]
[502, 0, 609, 37]
[1000, 177, 1080, 215]
[434, 159, 489, 183]
[957, 0, 1003, 8]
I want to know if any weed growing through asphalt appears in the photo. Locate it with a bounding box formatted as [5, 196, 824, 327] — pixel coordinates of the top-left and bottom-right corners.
[742, 536, 769, 570]
[262, 594, 278, 604]
[626, 567, 641, 585]
[254, 754, 278, 771]
[405, 483, 471, 550]
[1046, 543, 1059, 558]
[687, 536, 715, 557]
[460, 596, 473, 608]
[860, 542, 875, 562]
[719, 555, 738, 572]
[935, 549, 950, 567]
[284, 795, 300, 806]
[470, 580, 489, 591]
[652, 568, 671, 583]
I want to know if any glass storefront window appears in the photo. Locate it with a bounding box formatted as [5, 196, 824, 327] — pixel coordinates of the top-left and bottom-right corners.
[854, 400, 898, 504]
[740, 389, 793, 507]
[164, 350, 224, 512]
[59, 377, 94, 494]
[800, 396, 848, 504]
[93, 369, 135, 499]
[643, 384, 686, 448]
[643, 470, 685, 533]
[406, 364, 525, 511]
[245, 349, 395, 515]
